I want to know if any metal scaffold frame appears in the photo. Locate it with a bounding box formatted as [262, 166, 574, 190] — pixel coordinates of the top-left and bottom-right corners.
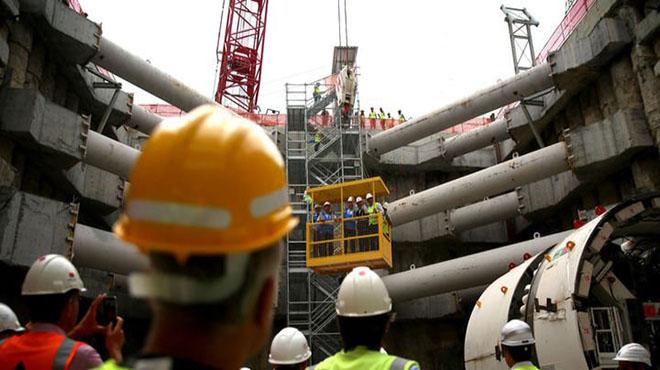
[284, 76, 363, 361]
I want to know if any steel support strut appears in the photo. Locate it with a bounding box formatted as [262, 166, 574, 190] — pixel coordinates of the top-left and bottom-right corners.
[367, 63, 554, 156]
[388, 142, 569, 226]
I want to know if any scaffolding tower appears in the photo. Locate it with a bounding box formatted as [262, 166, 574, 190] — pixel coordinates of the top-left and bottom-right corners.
[284, 76, 363, 361]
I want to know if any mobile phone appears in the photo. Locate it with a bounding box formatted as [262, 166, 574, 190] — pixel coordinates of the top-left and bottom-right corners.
[96, 296, 117, 326]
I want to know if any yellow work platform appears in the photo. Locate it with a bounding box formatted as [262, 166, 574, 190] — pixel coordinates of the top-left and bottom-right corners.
[305, 177, 392, 274]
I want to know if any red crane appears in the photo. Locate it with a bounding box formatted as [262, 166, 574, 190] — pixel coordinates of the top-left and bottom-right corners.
[215, 0, 269, 112]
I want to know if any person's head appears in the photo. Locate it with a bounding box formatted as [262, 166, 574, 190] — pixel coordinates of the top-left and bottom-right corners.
[370, 107, 374, 111]
[500, 319, 535, 367]
[365, 193, 374, 205]
[613, 343, 652, 370]
[398, 110, 402, 115]
[356, 196, 364, 207]
[379, 107, 384, 112]
[21, 254, 86, 332]
[360, 110, 364, 115]
[0, 303, 24, 340]
[315, 82, 320, 87]
[268, 327, 311, 370]
[114, 105, 298, 366]
[346, 196, 354, 208]
[336, 267, 392, 351]
[323, 201, 332, 213]
[314, 203, 321, 213]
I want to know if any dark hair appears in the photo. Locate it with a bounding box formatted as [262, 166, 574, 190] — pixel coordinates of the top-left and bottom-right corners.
[503, 344, 533, 362]
[338, 314, 390, 351]
[25, 290, 78, 324]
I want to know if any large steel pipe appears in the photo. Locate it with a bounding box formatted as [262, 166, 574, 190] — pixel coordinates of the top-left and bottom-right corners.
[85, 131, 140, 179]
[129, 105, 163, 134]
[383, 230, 574, 303]
[441, 118, 510, 160]
[368, 63, 553, 156]
[449, 190, 522, 232]
[72, 224, 148, 275]
[92, 38, 216, 112]
[388, 142, 569, 226]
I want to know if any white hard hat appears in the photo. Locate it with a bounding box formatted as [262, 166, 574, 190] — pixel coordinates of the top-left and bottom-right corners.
[22, 254, 85, 295]
[356, 197, 363, 203]
[501, 319, 535, 347]
[365, 193, 373, 199]
[323, 201, 331, 206]
[268, 327, 312, 365]
[347, 196, 354, 202]
[0, 303, 24, 333]
[380, 347, 388, 355]
[613, 343, 652, 366]
[336, 266, 392, 317]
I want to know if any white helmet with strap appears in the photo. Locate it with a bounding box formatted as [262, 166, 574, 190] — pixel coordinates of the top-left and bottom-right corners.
[336, 266, 391, 317]
[500, 319, 535, 347]
[0, 303, 24, 333]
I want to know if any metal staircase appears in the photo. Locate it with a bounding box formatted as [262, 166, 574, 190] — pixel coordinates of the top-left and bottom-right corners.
[284, 77, 364, 362]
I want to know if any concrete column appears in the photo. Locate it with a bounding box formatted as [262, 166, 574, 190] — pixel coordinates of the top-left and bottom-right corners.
[92, 38, 215, 112]
[367, 63, 554, 156]
[388, 142, 570, 226]
[72, 224, 148, 275]
[449, 190, 523, 233]
[383, 230, 574, 303]
[84, 131, 140, 179]
[440, 119, 510, 160]
[129, 105, 162, 134]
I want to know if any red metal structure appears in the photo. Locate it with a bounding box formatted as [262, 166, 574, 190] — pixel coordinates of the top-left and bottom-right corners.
[214, 0, 269, 112]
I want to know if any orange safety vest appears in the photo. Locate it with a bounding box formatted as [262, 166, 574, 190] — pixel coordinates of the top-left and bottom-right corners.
[0, 331, 83, 370]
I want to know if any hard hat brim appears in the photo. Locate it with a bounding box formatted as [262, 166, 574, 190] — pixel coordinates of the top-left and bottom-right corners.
[268, 351, 312, 365]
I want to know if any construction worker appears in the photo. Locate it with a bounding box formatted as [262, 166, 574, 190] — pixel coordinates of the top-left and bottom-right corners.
[397, 110, 406, 124]
[378, 108, 386, 130]
[314, 82, 322, 102]
[613, 343, 652, 370]
[98, 105, 298, 370]
[318, 201, 336, 256]
[354, 197, 368, 252]
[309, 266, 420, 370]
[499, 319, 539, 370]
[0, 254, 125, 369]
[0, 303, 24, 341]
[365, 193, 384, 251]
[343, 196, 358, 253]
[314, 130, 322, 151]
[312, 203, 323, 257]
[268, 327, 311, 370]
[368, 107, 377, 129]
[359, 110, 365, 129]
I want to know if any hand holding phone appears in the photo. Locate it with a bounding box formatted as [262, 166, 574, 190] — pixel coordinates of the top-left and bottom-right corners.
[96, 296, 118, 326]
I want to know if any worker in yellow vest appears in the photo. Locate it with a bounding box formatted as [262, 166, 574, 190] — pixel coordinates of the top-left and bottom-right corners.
[95, 105, 298, 370]
[500, 320, 540, 370]
[365, 193, 384, 251]
[368, 107, 377, 130]
[397, 110, 406, 124]
[378, 108, 386, 130]
[308, 267, 420, 370]
[313, 82, 321, 103]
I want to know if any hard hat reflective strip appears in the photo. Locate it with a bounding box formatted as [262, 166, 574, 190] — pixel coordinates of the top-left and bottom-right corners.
[127, 200, 231, 229]
[250, 187, 288, 218]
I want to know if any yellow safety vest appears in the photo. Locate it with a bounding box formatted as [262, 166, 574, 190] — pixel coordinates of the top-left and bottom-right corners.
[367, 203, 380, 226]
[369, 111, 377, 119]
[309, 346, 419, 370]
[315, 132, 321, 143]
[314, 86, 321, 95]
[398, 114, 406, 123]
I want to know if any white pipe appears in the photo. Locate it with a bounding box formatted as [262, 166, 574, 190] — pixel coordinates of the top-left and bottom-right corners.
[85, 131, 140, 179]
[388, 142, 569, 226]
[368, 63, 553, 156]
[441, 118, 510, 160]
[72, 224, 148, 275]
[383, 230, 574, 303]
[449, 190, 522, 232]
[128, 105, 162, 134]
[92, 38, 216, 112]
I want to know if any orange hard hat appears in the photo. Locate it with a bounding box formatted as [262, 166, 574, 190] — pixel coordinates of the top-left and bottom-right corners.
[114, 105, 298, 260]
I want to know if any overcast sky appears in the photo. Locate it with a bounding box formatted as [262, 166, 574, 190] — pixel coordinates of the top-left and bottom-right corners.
[82, 0, 567, 117]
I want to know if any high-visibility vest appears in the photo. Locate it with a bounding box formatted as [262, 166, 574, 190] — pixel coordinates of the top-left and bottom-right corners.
[368, 111, 377, 119]
[0, 330, 84, 370]
[511, 362, 540, 370]
[367, 203, 380, 226]
[398, 114, 406, 123]
[309, 346, 419, 370]
[314, 86, 321, 95]
[315, 132, 321, 143]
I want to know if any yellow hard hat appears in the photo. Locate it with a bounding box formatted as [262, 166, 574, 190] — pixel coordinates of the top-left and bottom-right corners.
[114, 105, 298, 260]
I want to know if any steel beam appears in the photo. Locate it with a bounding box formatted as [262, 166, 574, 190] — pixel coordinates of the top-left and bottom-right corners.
[72, 224, 148, 275]
[383, 230, 574, 303]
[367, 63, 554, 156]
[449, 190, 523, 232]
[440, 118, 510, 160]
[388, 142, 569, 226]
[85, 131, 140, 179]
[92, 37, 216, 112]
